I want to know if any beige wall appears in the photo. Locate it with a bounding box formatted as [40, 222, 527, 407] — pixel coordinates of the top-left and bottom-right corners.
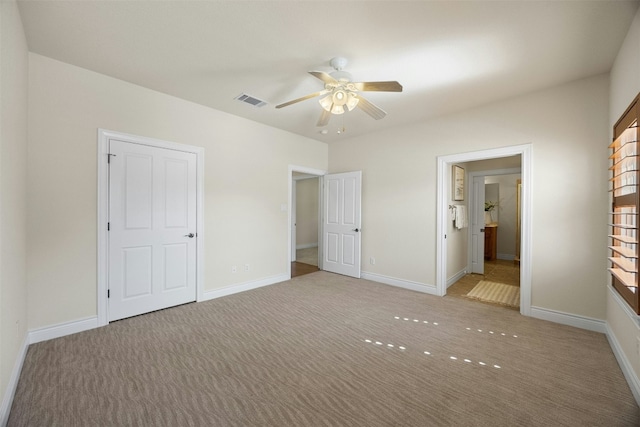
[27, 53, 328, 330]
[295, 178, 319, 248]
[329, 73, 609, 319]
[608, 6, 640, 387]
[0, 0, 29, 417]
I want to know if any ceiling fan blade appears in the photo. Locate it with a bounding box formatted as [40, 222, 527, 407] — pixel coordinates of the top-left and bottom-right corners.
[276, 90, 329, 109]
[317, 109, 331, 127]
[357, 95, 387, 120]
[309, 71, 338, 86]
[353, 81, 403, 92]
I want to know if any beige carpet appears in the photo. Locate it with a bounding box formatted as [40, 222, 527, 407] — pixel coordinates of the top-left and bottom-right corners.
[8, 271, 639, 426]
[466, 280, 520, 308]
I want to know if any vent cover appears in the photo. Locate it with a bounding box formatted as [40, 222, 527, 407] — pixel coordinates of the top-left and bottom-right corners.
[235, 93, 267, 108]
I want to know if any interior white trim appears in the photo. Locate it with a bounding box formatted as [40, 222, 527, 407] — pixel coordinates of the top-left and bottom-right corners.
[97, 129, 205, 326]
[436, 144, 532, 316]
[288, 165, 326, 277]
[201, 273, 289, 301]
[29, 316, 99, 344]
[609, 284, 640, 328]
[530, 306, 606, 333]
[0, 335, 29, 426]
[447, 268, 467, 288]
[606, 323, 640, 406]
[361, 271, 437, 295]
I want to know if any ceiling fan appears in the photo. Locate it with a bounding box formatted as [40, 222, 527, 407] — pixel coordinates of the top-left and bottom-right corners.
[276, 57, 403, 127]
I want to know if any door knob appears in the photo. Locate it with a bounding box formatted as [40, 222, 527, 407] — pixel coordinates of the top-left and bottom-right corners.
[352, 228, 360, 232]
[185, 233, 195, 238]
[480, 228, 485, 232]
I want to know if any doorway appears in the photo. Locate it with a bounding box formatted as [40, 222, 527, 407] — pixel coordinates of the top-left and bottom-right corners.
[436, 144, 532, 316]
[292, 173, 321, 277]
[449, 169, 522, 310]
[288, 167, 363, 279]
[288, 166, 326, 278]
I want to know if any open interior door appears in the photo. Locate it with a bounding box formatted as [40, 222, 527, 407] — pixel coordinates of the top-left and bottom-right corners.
[322, 171, 362, 278]
[470, 175, 485, 274]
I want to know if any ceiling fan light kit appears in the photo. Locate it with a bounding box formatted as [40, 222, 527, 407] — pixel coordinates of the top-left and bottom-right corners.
[276, 57, 402, 127]
[319, 90, 359, 115]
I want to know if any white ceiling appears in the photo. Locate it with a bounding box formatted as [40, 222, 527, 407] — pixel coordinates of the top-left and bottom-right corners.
[17, 0, 639, 143]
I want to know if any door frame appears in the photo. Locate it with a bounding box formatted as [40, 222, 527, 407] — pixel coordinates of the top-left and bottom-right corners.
[436, 144, 532, 316]
[288, 165, 326, 278]
[467, 168, 522, 275]
[97, 129, 205, 326]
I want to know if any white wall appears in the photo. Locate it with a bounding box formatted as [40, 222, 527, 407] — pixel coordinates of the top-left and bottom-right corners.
[0, 0, 29, 420]
[329, 73, 609, 320]
[608, 5, 640, 390]
[485, 174, 520, 258]
[295, 177, 319, 248]
[27, 53, 328, 330]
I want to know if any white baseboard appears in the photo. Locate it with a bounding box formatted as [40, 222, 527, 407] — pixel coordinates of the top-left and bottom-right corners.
[200, 273, 289, 302]
[29, 316, 99, 344]
[497, 253, 515, 261]
[530, 306, 606, 333]
[361, 271, 438, 295]
[295, 243, 318, 250]
[0, 335, 29, 426]
[606, 323, 640, 406]
[447, 268, 467, 288]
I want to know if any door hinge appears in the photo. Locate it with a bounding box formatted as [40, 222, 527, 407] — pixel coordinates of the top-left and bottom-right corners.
[107, 222, 110, 231]
[107, 289, 110, 298]
[107, 153, 116, 163]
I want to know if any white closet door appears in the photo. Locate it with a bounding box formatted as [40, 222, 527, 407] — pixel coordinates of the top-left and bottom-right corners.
[109, 140, 197, 321]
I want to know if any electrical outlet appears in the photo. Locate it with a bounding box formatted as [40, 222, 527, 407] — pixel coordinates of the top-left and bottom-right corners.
[244, 264, 250, 272]
[370, 257, 376, 265]
[231, 266, 237, 273]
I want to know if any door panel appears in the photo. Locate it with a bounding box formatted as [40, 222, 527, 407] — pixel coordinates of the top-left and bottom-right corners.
[343, 177, 357, 225]
[124, 154, 153, 229]
[164, 159, 190, 228]
[471, 175, 485, 274]
[163, 243, 188, 290]
[323, 171, 362, 278]
[109, 140, 197, 321]
[123, 246, 152, 298]
[343, 235, 355, 266]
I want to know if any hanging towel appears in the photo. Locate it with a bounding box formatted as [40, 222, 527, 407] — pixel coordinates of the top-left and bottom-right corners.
[454, 205, 467, 229]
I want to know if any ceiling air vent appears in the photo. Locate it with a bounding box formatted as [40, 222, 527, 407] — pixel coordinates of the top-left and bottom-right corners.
[235, 93, 267, 108]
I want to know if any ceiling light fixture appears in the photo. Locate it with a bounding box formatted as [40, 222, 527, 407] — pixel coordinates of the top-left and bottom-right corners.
[319, 89, 359, 115]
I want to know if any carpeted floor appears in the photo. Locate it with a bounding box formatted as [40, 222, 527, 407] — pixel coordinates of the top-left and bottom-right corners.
[9, 271, 639, 426]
